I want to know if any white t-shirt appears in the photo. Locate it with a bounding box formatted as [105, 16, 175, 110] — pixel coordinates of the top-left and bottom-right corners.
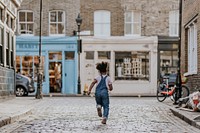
[95, 75, 112, 89]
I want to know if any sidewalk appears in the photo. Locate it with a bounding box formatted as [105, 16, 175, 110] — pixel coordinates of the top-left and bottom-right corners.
[0, 97, 200, 130]
[0, 97, 41, 128]
[164, 100, 200, 130]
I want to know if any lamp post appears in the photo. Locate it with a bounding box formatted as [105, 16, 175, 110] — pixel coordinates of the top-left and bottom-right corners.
[174, 0, 182, 104]
[35, 0, 43, 99]
[76, 13, 82, 94]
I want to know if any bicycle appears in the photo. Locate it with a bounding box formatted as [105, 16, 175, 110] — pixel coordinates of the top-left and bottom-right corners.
[156, 74, 190, 102]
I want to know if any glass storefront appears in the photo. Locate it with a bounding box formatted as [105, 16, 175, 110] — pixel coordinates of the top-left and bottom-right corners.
[115, 51, 149, 80]
[49, 51, 62, 93]
[16, 55, 45, 81]
[159, 50, 178, 76]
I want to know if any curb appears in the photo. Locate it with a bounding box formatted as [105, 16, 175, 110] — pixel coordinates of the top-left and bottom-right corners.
[0, 109, 32, 128]
[170, 108, 200, 130]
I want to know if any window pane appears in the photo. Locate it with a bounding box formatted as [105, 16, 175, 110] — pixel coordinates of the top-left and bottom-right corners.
[27, 12, 33, 22]
[115, 52, 149, 80]
[16, 56, 20, 73]
[86, 51, 94, 60]
[27, 24, 33, 34]
[65, 51, 74, 60]
[50, 24, 57, 34]
[134, 12, 140, 22]
[19, 12, 25, 22]
[134, 23, 140, 34]
[58, 11, 63, 22]
[22, 56, 33, 76]
[49, 51, 62, 60]
[98, 51, 110, 59]
[50, 12, 57, 22]
[125, 12, 132, 22]
[125, 24, 131, 34]
[58, 23, 64, 34]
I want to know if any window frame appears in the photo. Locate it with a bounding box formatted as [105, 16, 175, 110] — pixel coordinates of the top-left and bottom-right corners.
[124, 11, 141, 36]
[94, 10, 111, 36]
[18, 10, 34, 35]
[49, 10, 65, 35]
[186, 22, 198, 75]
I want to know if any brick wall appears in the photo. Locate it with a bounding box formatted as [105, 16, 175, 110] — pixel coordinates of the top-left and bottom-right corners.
[182, 0, 200, 92]
[80, 0, 179, 36]
[17, 0, 80, 36]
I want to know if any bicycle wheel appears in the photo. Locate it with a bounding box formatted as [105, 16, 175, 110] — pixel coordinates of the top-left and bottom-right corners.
[156, 82, 167, 102]
[172, 85, 190, 100]
[181, 85, 190, 98]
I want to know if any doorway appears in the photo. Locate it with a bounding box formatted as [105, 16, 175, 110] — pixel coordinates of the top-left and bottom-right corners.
[49, 62, 62, 93]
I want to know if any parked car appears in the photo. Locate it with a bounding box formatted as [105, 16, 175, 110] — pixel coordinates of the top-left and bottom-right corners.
[15, 73, 35, 96]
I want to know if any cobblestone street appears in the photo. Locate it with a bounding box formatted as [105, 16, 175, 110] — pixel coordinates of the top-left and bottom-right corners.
[1, 97, 199, 133]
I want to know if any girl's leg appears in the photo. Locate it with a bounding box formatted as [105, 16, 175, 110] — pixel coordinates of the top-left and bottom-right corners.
[102, 92, 109, 119]
[95, 93, 102, 117]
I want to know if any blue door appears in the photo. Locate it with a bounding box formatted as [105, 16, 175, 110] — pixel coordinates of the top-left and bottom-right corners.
[64, 52, 75, 94]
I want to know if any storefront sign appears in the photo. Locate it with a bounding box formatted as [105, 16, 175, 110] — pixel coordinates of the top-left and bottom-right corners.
[18, 44, 38, 49]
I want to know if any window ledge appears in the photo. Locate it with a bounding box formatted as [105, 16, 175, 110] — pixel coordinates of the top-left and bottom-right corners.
[184, 71, 198, 76]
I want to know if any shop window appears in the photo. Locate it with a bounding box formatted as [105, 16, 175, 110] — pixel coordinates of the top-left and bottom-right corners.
[0, 27, 3, 65]
[16, 56, 45, 82]
[94, 10, 110, 36]
[160, 51, 178, 76]
[18, 11, 34, 34]
[115, 51, 149, 80]
[22, 56, 33, 76]
[169, 10, 179, 36]
[85, 51, 94, 60]
[49, 10, 65, 35]
[65, 51, 74, 60]
[34, 56, 45, 81]
[125, 11, 141, 36]
[49, 51, 62, 60]
[16, 56, 21, 73]
[98, 51, 110, 59]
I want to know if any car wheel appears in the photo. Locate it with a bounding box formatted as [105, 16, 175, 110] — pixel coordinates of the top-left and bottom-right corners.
[16, 86, 25, 96]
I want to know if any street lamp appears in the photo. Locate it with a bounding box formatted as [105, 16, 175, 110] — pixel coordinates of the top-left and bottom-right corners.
[76, 13, 82, 94]
[35, 0, 43, 99]
[174, 0, 182, 104]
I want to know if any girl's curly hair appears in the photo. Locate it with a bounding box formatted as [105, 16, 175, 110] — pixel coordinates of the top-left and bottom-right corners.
[96, 62, 107, 73]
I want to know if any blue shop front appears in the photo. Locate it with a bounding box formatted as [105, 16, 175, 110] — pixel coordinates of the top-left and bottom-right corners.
[16, 36, 78, 95]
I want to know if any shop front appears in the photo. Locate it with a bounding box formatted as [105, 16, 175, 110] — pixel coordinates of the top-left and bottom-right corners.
[16, 36, 78, 95]
[81, 36, 158, 96]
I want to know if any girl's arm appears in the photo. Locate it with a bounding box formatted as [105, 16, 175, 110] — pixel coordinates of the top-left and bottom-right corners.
[88, 79, 97, 95]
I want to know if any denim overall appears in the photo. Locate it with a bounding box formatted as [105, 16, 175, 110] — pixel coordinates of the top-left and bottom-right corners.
[95, 76, 109, 119]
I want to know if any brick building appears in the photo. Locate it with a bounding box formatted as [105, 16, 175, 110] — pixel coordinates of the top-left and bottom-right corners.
[0, 0, 22, 100]
[16, 0, 81, 95]
[80, 0, 180, 95]
[181, 0, 200, 92]
[15, 0, 180, 96]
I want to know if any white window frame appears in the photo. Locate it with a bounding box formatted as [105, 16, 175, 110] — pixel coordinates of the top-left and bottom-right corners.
[169, 10, 179, 36]
[18, 10, 34, 35]
[184, 22, 198, 76]
[124, 11, 141, 36]
[94, 10, 110, 36]
[49, 10, 65, 35]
